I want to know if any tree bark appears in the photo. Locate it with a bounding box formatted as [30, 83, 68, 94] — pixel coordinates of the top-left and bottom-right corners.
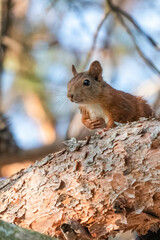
[0, 118, 160, 239]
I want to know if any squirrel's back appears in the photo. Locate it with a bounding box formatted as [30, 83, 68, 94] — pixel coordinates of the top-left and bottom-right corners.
[101, 86, 153, 123]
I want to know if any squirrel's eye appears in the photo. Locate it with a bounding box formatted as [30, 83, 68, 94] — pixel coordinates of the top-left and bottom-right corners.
[83, 79, 90, 86]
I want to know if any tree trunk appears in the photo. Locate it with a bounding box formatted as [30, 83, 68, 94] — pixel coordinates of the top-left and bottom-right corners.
[0, 118, 160, 240]
[0, 220, 58, 240]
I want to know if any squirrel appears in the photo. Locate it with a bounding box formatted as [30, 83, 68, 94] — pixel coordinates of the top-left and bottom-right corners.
[67, 60, 153, 130]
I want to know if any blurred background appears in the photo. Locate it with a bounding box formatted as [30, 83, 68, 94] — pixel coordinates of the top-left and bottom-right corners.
[0, 1, 160, 239]
[0, 0, 160, 177]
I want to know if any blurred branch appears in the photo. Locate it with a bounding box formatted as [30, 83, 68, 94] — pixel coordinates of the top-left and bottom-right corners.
[107, 0, 160, 51]
[83, 11, 110, 70]
[118, 11, 160, 50]
[0, 138, 63, 174]
[0, 0, 3, 112]
[117, 13, 160, 75]
[107, 0, 160, 75]
[0, 0, 12, 112]
[2, 35, 23, 53]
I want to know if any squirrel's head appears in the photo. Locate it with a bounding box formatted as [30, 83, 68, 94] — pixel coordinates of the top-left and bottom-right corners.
[67, 60, 104, 104]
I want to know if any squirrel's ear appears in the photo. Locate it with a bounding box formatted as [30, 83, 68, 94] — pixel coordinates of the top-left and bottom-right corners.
[88, 60, 102, 81]
[72, 65, 77, 76]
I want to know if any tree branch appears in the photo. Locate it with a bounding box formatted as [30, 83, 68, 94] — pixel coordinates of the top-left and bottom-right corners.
[83, 11, 110, 70]
[0, 220, 58, 240]
[107, 0, 160, 75]
[0, 119, 160, 239]
[117, 13, 160, 74]
[0, 138, 63, 173]
[117, 8, 160, 51]
[107, 0, 160, 50]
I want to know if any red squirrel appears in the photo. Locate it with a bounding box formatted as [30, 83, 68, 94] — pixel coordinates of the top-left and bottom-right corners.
[67, 60, 153, 130]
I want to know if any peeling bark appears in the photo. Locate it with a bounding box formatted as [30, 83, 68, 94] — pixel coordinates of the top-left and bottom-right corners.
[0, 118, 160, 239]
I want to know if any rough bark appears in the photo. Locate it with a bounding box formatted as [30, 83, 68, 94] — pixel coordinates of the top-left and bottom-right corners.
[0, 118, 160, 239]
[0, 220, 58, 240]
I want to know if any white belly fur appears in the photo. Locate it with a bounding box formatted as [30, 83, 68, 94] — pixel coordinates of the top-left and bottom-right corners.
[81, 104, 108, 124]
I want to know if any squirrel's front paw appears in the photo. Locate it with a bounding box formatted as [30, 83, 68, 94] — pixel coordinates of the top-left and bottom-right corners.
[82, 118, 106, 130]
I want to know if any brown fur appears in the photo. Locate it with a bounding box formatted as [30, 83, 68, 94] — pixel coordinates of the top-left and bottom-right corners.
[100, 84, 152, 123]
[67, 60, 153, 130]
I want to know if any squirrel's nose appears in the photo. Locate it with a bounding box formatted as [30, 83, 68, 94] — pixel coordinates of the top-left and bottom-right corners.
[67, 92, 74, 102]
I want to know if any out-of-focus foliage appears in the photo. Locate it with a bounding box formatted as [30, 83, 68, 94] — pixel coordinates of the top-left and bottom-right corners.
[1, 0, 160, 149]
